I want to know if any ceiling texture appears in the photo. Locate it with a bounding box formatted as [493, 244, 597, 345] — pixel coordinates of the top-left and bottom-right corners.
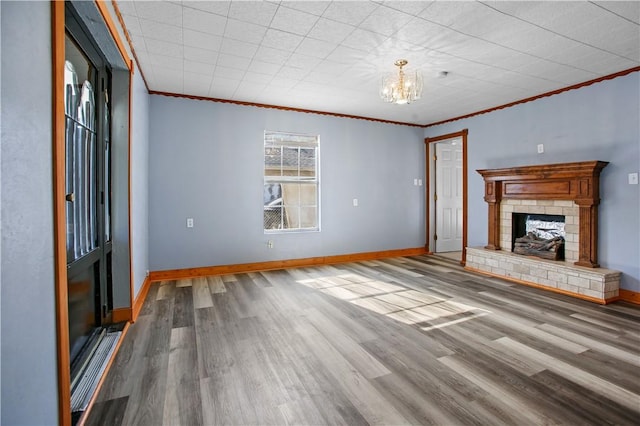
[114, 1, 640, 125]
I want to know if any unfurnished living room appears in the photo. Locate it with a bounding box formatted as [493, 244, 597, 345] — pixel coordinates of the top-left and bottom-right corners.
[1, 1, 639, 425]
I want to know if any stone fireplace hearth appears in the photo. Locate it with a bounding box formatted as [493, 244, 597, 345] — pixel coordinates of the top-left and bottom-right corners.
[465, 161, 620, 304]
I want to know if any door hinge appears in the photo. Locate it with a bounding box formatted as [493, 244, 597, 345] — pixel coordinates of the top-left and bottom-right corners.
[434, 193, 438, 201]
[102, 304, 107, 318]
[434, 234, 438, 241]
[434, 154, 437, 161]
[100, 191, 105, 205]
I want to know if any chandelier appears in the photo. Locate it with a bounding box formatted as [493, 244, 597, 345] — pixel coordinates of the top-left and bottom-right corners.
[380, 59, 423, 105]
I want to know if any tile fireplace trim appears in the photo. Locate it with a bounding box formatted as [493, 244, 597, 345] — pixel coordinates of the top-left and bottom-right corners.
[477, 161, 608, 268]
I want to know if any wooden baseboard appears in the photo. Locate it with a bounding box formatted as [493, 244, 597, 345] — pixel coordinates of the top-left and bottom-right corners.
[132, 276, 152, 322]
[618, 289, 640, 305]
[149, 247, 428, 282]
[111, 307, 132, 323]
[465, 266, 616, 305]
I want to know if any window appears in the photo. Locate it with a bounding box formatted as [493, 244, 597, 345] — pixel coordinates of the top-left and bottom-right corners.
[264, 131, 319, 232]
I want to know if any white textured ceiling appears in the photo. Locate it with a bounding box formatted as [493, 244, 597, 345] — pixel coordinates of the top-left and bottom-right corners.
[115, 1, 640, 125]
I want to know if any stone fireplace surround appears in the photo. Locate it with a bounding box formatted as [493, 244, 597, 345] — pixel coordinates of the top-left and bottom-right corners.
[465, 161, 620, 304]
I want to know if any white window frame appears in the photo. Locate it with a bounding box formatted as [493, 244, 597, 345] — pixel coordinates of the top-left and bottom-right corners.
[264, 130, 320, 233]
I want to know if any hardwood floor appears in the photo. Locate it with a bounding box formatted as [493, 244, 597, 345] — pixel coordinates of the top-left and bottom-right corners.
[86, 255, 640, 425]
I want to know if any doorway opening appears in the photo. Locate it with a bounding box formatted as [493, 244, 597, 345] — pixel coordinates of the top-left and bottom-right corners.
[425, 130, 468, 265]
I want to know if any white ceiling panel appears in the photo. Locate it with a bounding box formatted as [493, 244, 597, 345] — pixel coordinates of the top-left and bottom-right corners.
[144, 38, 183, 58]
[228, 1, 278, 26]
[138, 18, 182, 44]
[184, 46, 219, 65]
[359, 5, 415, 36]
[307, 18, 356, 44]
[295, 37, 336, 59]
[116, 0, 640, 125]
[253, 46, 290, 66]
[130, 0, 182, 26]
[184, 60, 215, 76]
[248, 59, 281, 76]
[182, 1, 230, 16]
[219, 39, 259, 59]
[270, 6, 320, 36]
[260, 28, 304, 51]
[183, 7, 227, 36]
[223, 19, 268, 45]
[595, 1, 640, 24]
[322, 1, 380, 26]
[183, 29, 223, 51]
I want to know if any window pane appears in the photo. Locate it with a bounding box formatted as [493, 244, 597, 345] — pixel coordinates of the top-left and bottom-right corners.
[299, 207, 317, 229]
[264, 146, 281, 175]
[300, 148, 316, 178]
[300, 183, 317, 205]
[282, 147, 299, 176]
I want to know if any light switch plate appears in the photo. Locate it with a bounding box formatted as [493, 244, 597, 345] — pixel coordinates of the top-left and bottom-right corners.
[537, 144, 544, 154]
[629, 173, 638, 185]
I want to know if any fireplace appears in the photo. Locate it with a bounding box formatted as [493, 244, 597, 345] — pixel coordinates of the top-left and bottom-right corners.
[465, 161, 620, 304]
[477, 160, 608, 267]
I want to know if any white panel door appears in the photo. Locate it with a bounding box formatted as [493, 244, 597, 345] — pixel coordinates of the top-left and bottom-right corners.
[435, 140, 463, 252]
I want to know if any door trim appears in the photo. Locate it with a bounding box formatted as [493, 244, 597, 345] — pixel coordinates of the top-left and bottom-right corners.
[52, 3, 71, 425]
[424, 129, 468, 265]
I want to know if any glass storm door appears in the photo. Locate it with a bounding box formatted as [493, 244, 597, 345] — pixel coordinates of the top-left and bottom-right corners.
[64, 14, 113, 365]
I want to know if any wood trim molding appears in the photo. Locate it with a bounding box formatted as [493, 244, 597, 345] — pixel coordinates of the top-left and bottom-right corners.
[111, 307, 132, 323]
[52, 2, 72, 425]
[425, 66, 640, 128]
[149, 91, 425, 128]
[465, 266, 616, 305]
[94, 0, 131, 71]
[424, 130, 468, 266]
[132, 276, 153, 322]
[618, 289, 640, 305]
[149, 247, 428, 282]
[477, 161, 609, 268]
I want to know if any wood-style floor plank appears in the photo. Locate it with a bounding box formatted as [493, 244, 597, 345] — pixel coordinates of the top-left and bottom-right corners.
[87, 254, 640, 425]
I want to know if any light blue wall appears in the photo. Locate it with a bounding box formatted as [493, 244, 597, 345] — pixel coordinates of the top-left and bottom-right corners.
[149, 96, 426, 271]
[425, 72, 640, 292]
[131, 68, 150, 299]
[1, 1, 59, 424]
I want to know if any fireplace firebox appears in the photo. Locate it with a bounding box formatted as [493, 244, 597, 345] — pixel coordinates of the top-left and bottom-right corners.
[512, 213, 565, 260]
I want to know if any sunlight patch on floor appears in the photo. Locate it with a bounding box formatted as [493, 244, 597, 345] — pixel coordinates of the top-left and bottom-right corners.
[295, 271, 490, 330]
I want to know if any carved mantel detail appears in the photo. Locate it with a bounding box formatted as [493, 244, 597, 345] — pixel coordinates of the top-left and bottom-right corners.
[477, 161, 608, 268]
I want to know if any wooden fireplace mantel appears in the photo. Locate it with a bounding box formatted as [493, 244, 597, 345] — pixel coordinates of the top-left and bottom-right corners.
[477, 161, 609, 268]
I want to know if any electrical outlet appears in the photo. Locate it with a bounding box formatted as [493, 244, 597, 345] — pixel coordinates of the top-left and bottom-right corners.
[537, 144, 544, 154]
[267, 240, 274, 249]
[353, 198, 358, 207]
[186, 218, 194, 228]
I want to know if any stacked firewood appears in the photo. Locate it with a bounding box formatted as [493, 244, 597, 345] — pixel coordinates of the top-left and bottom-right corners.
[514, 232, 564, 260]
